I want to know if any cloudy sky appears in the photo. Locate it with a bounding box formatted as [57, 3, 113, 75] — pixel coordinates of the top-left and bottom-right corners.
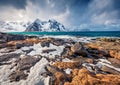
[0, 0, 120, 29]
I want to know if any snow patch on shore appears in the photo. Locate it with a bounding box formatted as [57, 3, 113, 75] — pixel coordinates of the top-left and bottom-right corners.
[64, 68, 72, 74]
[28, 43, 64, 58]
[23, 57, 49, 85]
[0, 57, 49, 85]
[62, 58, 74, 62]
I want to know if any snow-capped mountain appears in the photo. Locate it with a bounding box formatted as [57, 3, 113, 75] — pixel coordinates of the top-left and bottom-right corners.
[25, 19, 66, 32]
[0, 21, 30, 32]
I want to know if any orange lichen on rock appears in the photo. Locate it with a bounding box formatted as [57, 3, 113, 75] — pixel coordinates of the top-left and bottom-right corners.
[64, 68, 120, 85]
[52, 61, 79, 69]
[25, 38, 40, 44]
[71, 68, 79, 77]
[96, 74, 120, 85]
[54, 72, 66, 85]
[86, 43, 103, 50]
[109, 50, 120, 59]
[7, 38, 41, 46]
[85, 58, 93, 63]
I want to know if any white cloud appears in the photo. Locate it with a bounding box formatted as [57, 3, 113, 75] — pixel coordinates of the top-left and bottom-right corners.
[0, 6, 26, 22]
[52, 7, 70, 26]
[0, 0, 70, 26]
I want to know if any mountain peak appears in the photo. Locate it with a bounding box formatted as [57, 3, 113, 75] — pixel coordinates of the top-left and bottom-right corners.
[34, 19, 41, 24]
[25, 19, 65, 32]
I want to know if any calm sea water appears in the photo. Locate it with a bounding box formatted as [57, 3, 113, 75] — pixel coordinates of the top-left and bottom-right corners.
[8, 31, 120, 37]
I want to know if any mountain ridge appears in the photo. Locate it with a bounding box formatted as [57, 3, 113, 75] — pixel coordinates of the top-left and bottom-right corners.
[25, 19, 66, 32]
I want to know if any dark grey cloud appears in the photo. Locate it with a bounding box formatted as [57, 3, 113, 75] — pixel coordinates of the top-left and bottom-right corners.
[113, 0, 120, 19]
[29, 0, 91, 15]
[0, 0, 27, 9]
[67, 0, 120, 25]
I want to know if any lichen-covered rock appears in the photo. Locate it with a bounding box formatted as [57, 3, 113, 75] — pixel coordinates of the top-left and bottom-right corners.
[108, 58, 120, 68]
[54, 72, 66, 85]
[52, 61, 79, 69]
[64, 68, 120, 85]
[109, 50, 120, 59]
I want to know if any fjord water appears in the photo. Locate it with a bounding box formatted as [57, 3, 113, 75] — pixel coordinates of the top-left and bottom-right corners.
[9, 31, 120, 37]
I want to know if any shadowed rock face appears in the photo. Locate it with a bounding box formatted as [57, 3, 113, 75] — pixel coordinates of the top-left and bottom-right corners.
[0, 53, 20, 63]
[0, 32, 25, 42]
[0, 32, 37, 42]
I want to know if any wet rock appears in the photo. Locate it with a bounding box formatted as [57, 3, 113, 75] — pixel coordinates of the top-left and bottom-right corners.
[42, 49, 56, 53]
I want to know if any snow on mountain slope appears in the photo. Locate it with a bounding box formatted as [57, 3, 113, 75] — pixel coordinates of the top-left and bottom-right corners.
[0, 21, 30, 32]
[25, 19, 66, 32]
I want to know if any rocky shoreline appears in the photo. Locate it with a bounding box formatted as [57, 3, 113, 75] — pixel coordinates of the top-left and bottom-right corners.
[0, 32, 120, 85]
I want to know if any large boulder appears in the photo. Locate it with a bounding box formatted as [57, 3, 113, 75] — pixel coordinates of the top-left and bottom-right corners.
[71, 42, 87, 57]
